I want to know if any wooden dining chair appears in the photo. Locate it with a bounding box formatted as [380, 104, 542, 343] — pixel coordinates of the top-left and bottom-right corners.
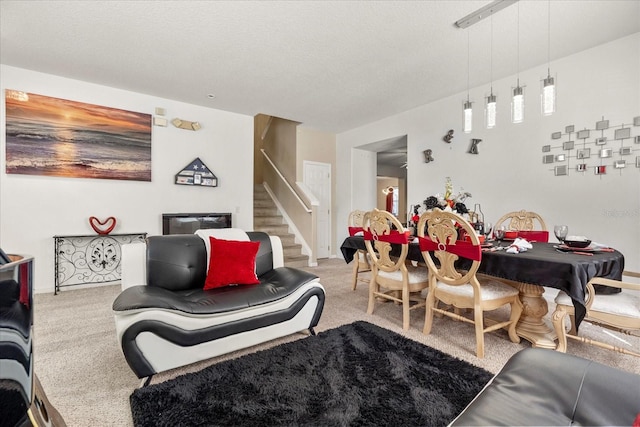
[418, 208, 523, 358]
[348, 209, 371, 290]
[552, 270, 640, 357]
[494, 209, 548, 242]
[495, 210, 547, 231]
[363, 209, 429, 331]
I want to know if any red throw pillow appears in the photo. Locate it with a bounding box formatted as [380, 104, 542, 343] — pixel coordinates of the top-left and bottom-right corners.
[203, 237, 260, 290]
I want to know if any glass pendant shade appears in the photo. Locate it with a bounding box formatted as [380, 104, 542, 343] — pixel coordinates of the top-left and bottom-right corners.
[463, 100, 473, 133]
[511, 85, 524, 123]
[485, 94, 496, 129]
[541, 75, 556, 115]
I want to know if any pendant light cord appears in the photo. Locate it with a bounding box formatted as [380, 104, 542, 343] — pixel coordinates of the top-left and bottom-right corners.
[467, 30, 470, 102]
[516, 2, 520, 85]
[490, 11, 493, 94]
[547, 0, 551, 76]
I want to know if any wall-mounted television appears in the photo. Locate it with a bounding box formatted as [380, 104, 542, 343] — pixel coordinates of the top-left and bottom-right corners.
[162, 212, 232, 235]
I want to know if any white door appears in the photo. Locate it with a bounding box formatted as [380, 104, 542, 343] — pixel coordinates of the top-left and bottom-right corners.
[303, 161, 331, 258]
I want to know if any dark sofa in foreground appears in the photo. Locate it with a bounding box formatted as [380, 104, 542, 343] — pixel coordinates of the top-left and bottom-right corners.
[450, 347, 640, 426]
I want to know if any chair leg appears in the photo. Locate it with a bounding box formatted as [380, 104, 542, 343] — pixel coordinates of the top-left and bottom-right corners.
[351, 261, 359, 291]
[474, 305, 485, 359]
[434, 299, 444, 318]
[568, 314, 577, 335]
[552, 308, 569, 353]
[367, 276, 377, 315]
[402, 287, 410, 331]
[423, 291, 436, 334]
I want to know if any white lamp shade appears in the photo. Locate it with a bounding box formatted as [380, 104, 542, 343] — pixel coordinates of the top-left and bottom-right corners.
[511, 86, 524, 123]
[485, 94, 496, 129]
[541, 76, 556, 115]
[463, 100, 473, 133]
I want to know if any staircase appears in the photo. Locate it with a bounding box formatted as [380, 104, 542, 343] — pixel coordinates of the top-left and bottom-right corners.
[253, 185, 308, 268]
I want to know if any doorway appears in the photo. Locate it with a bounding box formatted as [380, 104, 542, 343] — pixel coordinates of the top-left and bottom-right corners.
[357, 135, 408, 222]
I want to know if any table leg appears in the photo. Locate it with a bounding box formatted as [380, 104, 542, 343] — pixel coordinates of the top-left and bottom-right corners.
[511, 282, 557, 349]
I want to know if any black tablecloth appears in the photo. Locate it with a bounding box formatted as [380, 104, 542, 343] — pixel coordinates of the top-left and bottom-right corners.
[340, 237, 625, 328]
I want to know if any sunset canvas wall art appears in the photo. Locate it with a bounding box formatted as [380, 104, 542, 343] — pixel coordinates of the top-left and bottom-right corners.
[5, 90, 152, 181]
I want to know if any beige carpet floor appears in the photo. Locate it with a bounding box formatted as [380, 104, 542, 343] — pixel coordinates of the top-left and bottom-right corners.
[34, 259, 640, 426]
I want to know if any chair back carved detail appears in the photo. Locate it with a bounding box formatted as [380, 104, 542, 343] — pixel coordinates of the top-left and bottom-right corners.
[348, 209, 371, 290]
[364, 209, 407, 274]
[363, 209, 428, 331]
[419, 209, 480, 286]
[418, 208, 522, 358]
[348, 210, 367, 228]
[495, 210, 547, 231]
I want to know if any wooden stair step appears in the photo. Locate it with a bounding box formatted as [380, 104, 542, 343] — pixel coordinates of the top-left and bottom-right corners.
[254, 199, 276, 208]
[254, 216, 284, 226]
[254, 207, 278, 216]
[253, 185, 307, 267]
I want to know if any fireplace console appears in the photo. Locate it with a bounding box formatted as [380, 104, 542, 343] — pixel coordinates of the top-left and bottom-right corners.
[162, 212, 232, 235]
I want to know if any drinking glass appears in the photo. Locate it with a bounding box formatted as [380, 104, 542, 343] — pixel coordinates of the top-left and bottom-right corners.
[484, 222, 493, 241]
[494, 226, 506, 241]
[554, 225, 568, 243]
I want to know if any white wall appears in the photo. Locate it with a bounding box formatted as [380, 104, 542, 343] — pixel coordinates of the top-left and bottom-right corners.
[349, 148, 377, 212]
[337, 33, 640, 272]
[1, 65, 254, 292]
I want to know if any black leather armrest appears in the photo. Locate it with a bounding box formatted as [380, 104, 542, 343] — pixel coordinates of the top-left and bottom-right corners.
[451, 348, 640, 426]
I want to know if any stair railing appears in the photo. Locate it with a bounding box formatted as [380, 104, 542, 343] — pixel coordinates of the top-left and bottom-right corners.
[261, 149, 318, 266]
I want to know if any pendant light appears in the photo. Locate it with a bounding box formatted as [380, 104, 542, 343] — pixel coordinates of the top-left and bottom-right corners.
[463, 100, 473, 133]
[463, 30, 473, 133]
[455, 1, 521, 130]
[511, 2, 524, 123]
[485, 12, 496, 129]
[541, 0, 556, 115]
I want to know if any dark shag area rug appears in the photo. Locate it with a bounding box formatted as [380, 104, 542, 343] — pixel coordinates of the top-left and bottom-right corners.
[130, 321, 493, 427]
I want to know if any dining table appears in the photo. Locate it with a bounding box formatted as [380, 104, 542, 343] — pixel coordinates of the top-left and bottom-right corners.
[340, 236, 625, 349]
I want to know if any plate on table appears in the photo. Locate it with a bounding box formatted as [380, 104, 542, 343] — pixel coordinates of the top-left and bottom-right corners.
[554, 244, 614, 254]
[563, 237, 591, 248]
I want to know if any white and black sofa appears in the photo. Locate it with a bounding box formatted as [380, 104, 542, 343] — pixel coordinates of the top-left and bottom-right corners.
[113, 229, 325, 379]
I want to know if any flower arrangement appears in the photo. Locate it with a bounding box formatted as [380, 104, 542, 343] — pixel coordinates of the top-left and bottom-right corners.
[424, 177, 471, 215]
[409, 177, 472, 227]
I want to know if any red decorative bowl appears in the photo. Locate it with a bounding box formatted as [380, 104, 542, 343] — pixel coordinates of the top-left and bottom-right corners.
[504, 231, 518, 240]
[464, 235, 485, 244]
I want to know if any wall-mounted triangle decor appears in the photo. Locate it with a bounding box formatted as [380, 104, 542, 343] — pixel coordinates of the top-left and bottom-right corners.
[175, 157, 218, 187]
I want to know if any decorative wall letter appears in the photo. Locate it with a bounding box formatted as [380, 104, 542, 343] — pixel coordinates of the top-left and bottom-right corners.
[468, 139, 481, 154]
[443, 130, 454, 143]
[423, 149, 434, 163]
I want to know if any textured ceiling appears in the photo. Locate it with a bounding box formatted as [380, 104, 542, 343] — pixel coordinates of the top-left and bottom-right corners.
[1, 1, 639, 134]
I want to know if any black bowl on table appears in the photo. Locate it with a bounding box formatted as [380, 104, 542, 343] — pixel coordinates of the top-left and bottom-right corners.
[564, 239, 592, 248]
